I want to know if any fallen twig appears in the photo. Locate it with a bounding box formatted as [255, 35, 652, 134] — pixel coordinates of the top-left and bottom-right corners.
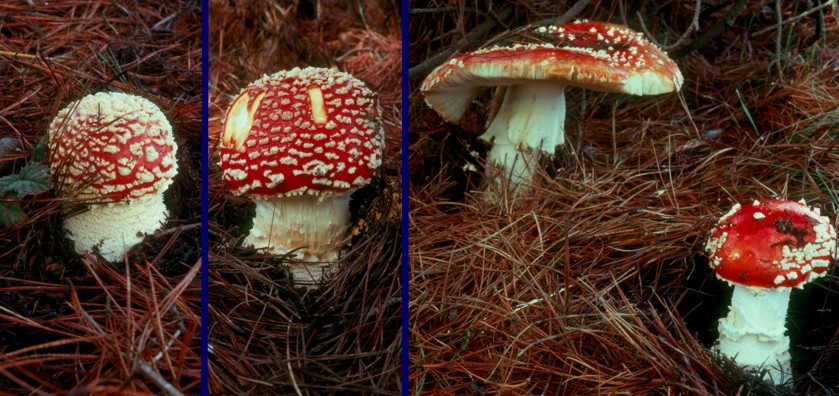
[408, 8, 514, 81]
[636, 0, 702, 50]
[671, 0, 750, 59]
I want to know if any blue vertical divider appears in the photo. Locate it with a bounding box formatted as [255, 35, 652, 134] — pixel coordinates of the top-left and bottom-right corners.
[401, 0, 410, 394]
[201, 0, 210, 394]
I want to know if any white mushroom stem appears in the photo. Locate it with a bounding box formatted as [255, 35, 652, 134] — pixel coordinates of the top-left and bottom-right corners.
[64, 194, 168, 262]
[717, 284, 792, 385]
[244, 194, 351, 285]
[480, 82, 566, 186]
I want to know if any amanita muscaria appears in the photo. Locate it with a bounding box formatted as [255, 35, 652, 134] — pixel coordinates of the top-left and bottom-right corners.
[705, 198, 837, 385]
[220, 67, 384, 285]
[421, 20, 683, 187]
[48, 92, 179, 262]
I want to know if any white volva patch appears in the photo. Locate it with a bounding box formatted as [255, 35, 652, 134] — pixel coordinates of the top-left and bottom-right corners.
[308, 86, 327, 124]
[223, 92, 261, 150]
[704, 231, 727, 267]
[718, 203, 741, 224]
[63, 194, 168, 262]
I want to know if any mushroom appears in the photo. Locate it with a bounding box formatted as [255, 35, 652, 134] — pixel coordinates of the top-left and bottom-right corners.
[48, 92, 179, 262]
[421, 20, 683, 187]
[219, 67, 384, 285]
[705, 198, 837, 385]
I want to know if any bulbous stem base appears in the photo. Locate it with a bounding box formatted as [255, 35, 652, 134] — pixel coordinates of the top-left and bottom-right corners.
[64, 195, 168, 262]
[716, 284, 792, 385]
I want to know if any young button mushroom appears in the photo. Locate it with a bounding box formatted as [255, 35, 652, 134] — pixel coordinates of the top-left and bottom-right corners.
[48, 92, 178, 262]
[421, 20, 683, 188]
[705, 199, 837, 385]
[220, 67, 384, 285]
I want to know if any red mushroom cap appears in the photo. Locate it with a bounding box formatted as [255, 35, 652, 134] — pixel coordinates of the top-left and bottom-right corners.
[48, 92, 178, 201]
[220, 67, 384, 197]
[421, 20, 684, 123]
[705, 199, 837, 289]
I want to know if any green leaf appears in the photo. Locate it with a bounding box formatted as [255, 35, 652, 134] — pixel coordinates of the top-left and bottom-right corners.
[0, 163, 51, 197]
[0, 201, 23, 227]
[32, 135, 47, 163]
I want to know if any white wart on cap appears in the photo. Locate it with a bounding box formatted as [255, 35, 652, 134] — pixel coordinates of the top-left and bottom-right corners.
[48, 91, 178, 262]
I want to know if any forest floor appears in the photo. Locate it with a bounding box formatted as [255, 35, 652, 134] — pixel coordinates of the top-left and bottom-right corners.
[0, 1, 202, 394]
[409, 1, 839, 394]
